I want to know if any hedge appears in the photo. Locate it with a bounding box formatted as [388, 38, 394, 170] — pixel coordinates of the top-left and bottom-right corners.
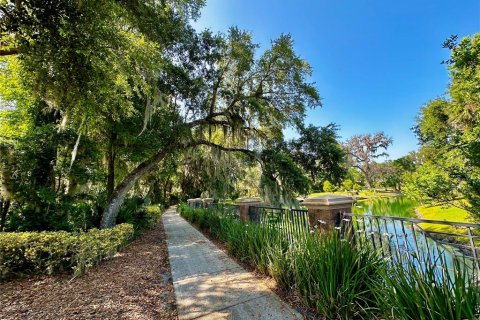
[0, 223, 134, 280]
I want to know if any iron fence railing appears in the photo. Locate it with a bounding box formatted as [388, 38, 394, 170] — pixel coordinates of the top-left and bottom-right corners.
[341, 213, 480, 279]
[248, 206, 310, 238]
[205, 203, 241, 219]
[190, 202, 480, 278]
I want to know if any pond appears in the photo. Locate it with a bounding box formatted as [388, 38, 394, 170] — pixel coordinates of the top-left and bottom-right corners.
[350, 195, 477, 281]
[352, 195, 417, 217]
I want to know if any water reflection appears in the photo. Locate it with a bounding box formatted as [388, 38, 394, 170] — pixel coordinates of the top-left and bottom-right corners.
[353, 196, 417, 217]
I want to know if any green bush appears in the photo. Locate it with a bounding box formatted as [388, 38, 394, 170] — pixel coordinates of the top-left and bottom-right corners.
[341, 179, 354, 191]
[117, 203, 163, 234]
[323, 180, 336, 192]
[0, 223, 134, 279]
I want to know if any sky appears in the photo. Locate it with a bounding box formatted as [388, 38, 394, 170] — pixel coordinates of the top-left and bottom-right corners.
[193, 0, 480, 159]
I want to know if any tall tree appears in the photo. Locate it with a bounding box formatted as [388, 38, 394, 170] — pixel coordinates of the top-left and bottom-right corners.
[344, 132, 393, 188]
[407, 34, 480, 219]
[287, 123, 346, 188]
[101, 29, 320, 226]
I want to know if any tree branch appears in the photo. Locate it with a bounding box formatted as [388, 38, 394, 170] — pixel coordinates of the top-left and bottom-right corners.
[187, 117, 229, 128]
[186, 139, 256, 158]
[0, 48, 19, 56]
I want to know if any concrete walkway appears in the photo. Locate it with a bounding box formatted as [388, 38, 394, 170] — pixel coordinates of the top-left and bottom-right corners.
[162, 207, 302, 320]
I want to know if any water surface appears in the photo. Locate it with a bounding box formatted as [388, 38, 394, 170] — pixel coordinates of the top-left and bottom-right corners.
[353, 196, 417, 218]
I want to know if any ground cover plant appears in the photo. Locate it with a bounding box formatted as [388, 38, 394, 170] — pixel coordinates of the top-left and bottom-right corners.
[179, 204, 480, 319]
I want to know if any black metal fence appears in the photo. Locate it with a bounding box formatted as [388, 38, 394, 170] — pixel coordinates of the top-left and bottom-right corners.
[188, 201, 480, 278]
[205, 203, 241, 220]
[248, 206, 310, 238]
[341, 213, 480, 279]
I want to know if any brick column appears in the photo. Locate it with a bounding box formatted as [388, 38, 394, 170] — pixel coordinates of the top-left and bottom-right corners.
[238, 198, 263, 222]
[302, 195, 355, 232]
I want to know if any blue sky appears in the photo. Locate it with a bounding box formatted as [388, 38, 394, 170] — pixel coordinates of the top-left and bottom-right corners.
[193, 1, 480, 159]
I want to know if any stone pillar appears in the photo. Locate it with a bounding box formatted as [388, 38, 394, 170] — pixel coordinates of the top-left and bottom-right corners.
[187, 198, 203, 208]
[202, 197, 214, 208]
[302, 195, 355, 232]
[238, 198, 263, 222]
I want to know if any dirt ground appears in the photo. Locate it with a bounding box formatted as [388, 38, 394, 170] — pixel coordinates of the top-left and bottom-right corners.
[0, 221, 177, 320]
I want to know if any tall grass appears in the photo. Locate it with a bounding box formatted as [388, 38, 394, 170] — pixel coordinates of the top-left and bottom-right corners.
[179, 204, 480, 319]
[375, 257, 480, 320]
[291, 233, 384, 319]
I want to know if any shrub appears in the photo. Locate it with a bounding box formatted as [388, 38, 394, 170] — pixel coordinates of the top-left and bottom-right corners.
[341, 179, 354, 191]
[0, 223, 134, 279]
[5, 195, 103, 232]
[323, 180, 336, 192]
[117, 203, 163, 234]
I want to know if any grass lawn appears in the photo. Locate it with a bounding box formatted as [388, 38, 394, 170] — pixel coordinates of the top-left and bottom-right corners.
[417, 205, 472, 224]
[309, 189, 399, 200]
[417, 205, 475, 241]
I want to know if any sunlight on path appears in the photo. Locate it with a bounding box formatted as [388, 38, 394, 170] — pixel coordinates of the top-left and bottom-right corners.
[162, 207, 302, 320]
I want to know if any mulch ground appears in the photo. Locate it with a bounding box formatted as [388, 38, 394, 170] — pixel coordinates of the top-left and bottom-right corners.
[0, 221, 177, 320]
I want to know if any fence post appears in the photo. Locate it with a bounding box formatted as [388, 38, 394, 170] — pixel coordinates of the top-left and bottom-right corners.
[302, 195, 355, 233]
[238, 198, 263, 222]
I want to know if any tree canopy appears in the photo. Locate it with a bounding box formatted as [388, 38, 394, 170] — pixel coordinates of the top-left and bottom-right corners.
[406, 34, 480, 219]
[344, 132, 393, 188]
[0, 0, 320, 229]
[286, 123, 346, 188]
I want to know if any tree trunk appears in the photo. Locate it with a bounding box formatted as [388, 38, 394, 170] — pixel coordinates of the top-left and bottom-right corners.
[106, 133, 117, 202]
[363, 164, 373, 188]
[101, 142, 176, 228]
[0, 199, 10, 231]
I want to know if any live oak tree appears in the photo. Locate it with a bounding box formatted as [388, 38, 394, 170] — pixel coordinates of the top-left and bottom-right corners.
[287, 123, 346, 188]
[344, 132, 393, 188]
[101, 28, 320, 226]
[0, 1, 319, 228]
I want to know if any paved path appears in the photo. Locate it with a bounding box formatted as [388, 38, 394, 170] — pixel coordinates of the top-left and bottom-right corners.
[162, 207, 302, 320]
